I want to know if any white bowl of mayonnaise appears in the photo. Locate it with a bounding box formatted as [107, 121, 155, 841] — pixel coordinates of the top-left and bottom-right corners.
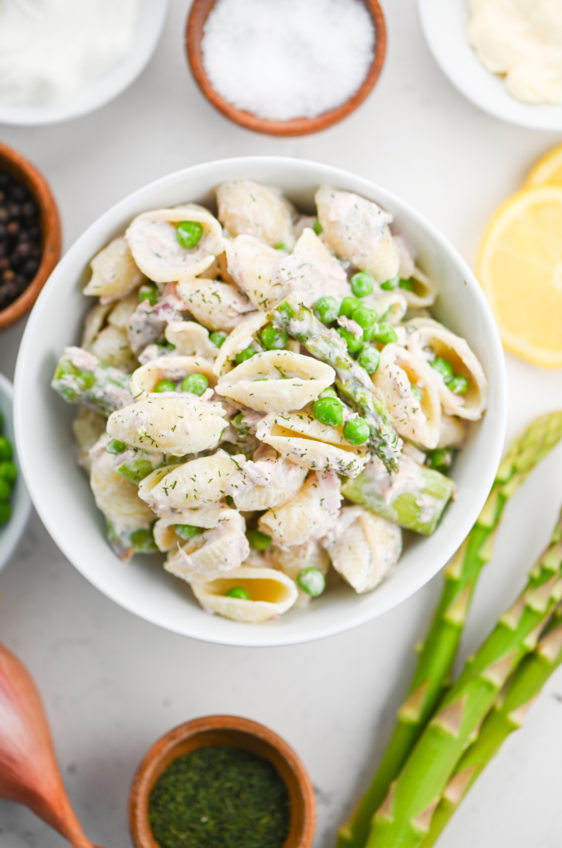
[418, 0, 562, 131]
[0, 0, 169, 126]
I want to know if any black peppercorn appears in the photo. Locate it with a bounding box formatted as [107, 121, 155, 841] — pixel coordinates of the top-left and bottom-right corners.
[0, 169, 43, 312]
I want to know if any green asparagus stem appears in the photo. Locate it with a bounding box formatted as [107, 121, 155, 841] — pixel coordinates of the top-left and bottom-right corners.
[365, 515, 562, 848]
[270, 297, 401, 472]
[341, 459, 454, 535]
[420, 607, 562, 848]
[52, 346, 133, 416]
[337, 410, 562, 848]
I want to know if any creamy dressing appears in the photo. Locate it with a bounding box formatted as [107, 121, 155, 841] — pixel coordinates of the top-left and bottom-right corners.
[0, 0, 140, 106]
[468, 0, 562, 104]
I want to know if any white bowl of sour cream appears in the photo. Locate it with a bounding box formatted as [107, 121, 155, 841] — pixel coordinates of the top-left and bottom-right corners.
[13, 157, 507, 647]
[418, 0, 562, 131]
[0, 0, 169, 126]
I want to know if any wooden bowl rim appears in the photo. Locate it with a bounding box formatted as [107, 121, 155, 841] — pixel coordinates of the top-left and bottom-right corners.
[186, 0, 387, 137]
[129, 714, 316, 848]
[0, 143, 62, 330]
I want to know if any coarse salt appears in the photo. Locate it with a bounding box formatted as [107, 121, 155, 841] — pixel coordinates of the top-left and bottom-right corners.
[201, 0, 376, 121]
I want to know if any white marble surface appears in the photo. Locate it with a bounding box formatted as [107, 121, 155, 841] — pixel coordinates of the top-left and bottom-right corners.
[1, 1, 562, 846]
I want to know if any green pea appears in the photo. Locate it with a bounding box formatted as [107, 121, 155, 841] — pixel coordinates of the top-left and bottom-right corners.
[431, 357, 454, 383]
[338, 327, 364, 354]
[357, 346, 380, 374]
[380, 277, 398, 291]
[176, 220, 203, 249]
[175, 524, 203, 540]
[0, 462, 17, 484]
[398, 278, 415, 291]
[343, 416, 370, 446]
[0, 478, 12, 501]
[318, 387, 338, 400]
[0, 437, 13, 462]
[157, 342, 176, 353]
[275, 242, 287, 251]
[154, 379, 176, 393]
[339, 296, 362, 318]
[351, 304, 377, 335]
[372, 322, 398, 345]
[428, 447, 454, 471]
[247, 529, 272, 551]
[313, 217, 323, 235]
[209, 331, 227, 348]
[234, 346, 258, 364]
[313, 396, 344, 428]
[297, 567, 326, 597]
[130, 528, 157, 551]
[411, 385, 424, 402]
[181, 373, 209, 396]
[350, 271, 375, 298]
[225, 586, 250, 600]
[0, 501, 11, 524]
[313, 296, 340, 324]
[117, 458, 154, 484]
[449, 375, 469, 395]
[260, 325, 288, 350]
[106, 438, 127, 455]
[138, 283, 158, 306]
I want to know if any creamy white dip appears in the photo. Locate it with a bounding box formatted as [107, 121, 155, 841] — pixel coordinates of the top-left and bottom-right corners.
[0, 0, 140, 106]
[468, 0, 562, 104]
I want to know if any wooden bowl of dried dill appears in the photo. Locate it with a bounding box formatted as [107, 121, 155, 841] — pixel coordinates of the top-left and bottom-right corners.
[129, 715, 316, 848]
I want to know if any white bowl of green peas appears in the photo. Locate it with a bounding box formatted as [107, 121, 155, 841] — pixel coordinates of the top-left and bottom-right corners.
[13, 157, 507, 646]
[0, 373, 31, 573]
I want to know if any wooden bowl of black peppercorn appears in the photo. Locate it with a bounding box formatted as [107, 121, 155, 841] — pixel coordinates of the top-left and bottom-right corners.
[0, 143, 61, 330]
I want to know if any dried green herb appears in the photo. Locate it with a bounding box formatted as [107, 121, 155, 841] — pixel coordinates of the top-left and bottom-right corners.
[148, 745, 291, 848]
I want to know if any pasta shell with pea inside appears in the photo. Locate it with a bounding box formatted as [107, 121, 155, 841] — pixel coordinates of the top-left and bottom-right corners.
[83, 236, 145, 302]
[406, 324, 488, 421]
[138, 451, 246, 514]
[191, 566, 298, 622]
[129, 355, 216, 397]
[153, 504, 228, 551]
[216, 180, 296, 248]
[315, 186, 400, 283]
[164, 510, 250, 580]
[107, 395, 227, 456]
[125, 204, 223, 282]
[213, 312, 268, 376]
[256, 410, 368, 478]
[216, 350, 335, 413]
[322, 506, 402, 594]
[268, 540, 330, 607]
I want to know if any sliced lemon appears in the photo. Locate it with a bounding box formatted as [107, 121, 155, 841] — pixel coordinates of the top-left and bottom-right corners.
[476, 186, 562, 368]
[525, 143, 562, 188]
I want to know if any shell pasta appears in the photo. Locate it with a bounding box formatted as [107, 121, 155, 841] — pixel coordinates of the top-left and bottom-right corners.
[51, 180, 488, 623]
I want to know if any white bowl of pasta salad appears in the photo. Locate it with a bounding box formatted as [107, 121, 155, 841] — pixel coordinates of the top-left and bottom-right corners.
[13, 157, 506, 646]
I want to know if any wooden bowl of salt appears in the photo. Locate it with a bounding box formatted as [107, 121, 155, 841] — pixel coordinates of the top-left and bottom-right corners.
[186, 0, 387, 136]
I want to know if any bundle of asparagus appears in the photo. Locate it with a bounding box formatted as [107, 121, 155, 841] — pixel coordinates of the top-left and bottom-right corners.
[338, 410, 562, 848]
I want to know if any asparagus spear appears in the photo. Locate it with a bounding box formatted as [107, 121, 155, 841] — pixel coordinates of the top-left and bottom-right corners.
[337, 410, 562, 848]
[52, 346, 133, 416]
[365, 514, 562, 848]
[270, 297, 401, 472]
[420, 607, 562, 848]
[341, 456, 454, 535]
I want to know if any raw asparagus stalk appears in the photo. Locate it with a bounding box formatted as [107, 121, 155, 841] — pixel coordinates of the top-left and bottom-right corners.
[420, 607, 562, 848]
[365, 515, 562, 848]
[52, 346, 133, 416]
[337, 410, 562, 848]
[270, 297, 401, 472]
[341, 456, 454, 535]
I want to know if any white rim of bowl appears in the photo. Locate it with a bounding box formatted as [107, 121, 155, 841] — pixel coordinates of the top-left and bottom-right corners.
[14, 156, 507, 646]
[417, 0, 562, 131]
[0, 0, 169, 126]
[0, 373, 32, 572]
